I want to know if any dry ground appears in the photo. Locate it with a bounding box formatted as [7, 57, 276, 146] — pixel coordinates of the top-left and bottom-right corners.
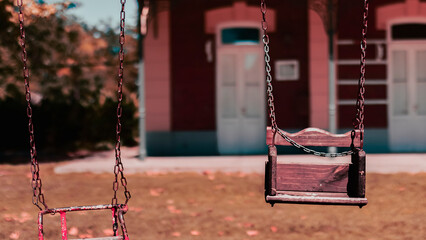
[0, 163, 425, 240]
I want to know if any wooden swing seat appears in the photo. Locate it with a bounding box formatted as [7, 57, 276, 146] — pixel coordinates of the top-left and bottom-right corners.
[38, 204, 129, 240]
[265, 127, 367, 207]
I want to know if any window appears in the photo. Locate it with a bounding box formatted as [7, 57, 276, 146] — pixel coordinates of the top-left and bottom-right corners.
[392, 24, 426, 40]
[221, 28, 260, 45]
[275, 60, 299, 81]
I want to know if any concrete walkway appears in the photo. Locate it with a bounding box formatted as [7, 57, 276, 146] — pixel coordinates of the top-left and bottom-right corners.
[54, 147, 426, 174]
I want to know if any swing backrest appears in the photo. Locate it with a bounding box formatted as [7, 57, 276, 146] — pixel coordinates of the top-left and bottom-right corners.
[266, 127, 363, 147]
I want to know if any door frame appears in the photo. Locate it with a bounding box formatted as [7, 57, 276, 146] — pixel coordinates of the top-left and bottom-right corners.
[387, 18, 426, 150]
[215, 22, 265, 154]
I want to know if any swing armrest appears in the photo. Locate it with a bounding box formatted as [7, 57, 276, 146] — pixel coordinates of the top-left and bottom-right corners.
[266, 127, 362, 148]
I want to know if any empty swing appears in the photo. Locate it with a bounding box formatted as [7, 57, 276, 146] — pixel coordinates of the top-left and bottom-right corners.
[261, 0, 369, 207]
[18, 0, 131, 239]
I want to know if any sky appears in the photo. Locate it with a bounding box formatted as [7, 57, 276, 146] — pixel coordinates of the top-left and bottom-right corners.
[45, 0, 139, 29]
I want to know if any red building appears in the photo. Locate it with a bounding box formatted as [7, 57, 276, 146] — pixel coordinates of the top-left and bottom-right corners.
[143, 0, 426, 155]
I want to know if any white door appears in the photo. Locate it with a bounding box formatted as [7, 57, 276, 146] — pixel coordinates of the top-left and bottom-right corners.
[216, 47, 266, 154]
[388, 44, 426, 151]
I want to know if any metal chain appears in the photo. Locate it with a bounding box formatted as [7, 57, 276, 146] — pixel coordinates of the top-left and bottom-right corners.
[112, 0, 131, 205]
[261, 0, 368, 157]
[276, 129, 354, 157]
[17, 0, 48, 210]
[261, 0, 277, 133]
[353, 0, 369, 149]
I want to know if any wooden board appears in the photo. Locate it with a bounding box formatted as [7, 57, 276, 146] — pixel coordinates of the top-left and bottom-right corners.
[266, 127, 362, 147]
[276, 164, 349, 193]
[266, 191, 368, 206]
[71, 237, 123, 240]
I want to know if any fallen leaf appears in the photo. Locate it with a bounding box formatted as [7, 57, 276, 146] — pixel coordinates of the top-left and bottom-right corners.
[3, 214, 14, 222]
[103, 228, 114, 235]
[246, 230, 258, 236]
[150, 188, 165, 196]
[78, 234, 93, 238]
[243, 222, 255, 228]
[129, 206, 143, 212]
[167, 205, 182, 214]
[172, 232, 181, 237]
[18, 212, 31, 223]
[203, 171, 215, 180]
[69, 227, 79, 235]
[190, 230, 200, 236]
[270, 226, 278, 233]
[190, 212, 201, 217]
[9, 231, 20, 239]
[218, 231, 224, 236]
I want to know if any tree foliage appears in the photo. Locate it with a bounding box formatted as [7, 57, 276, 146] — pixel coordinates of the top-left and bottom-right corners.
[0, 0, 139, 160]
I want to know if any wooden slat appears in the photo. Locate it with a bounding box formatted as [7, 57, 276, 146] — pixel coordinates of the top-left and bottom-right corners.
[266, 127, 362, 147]
[266, 191, 368, 206]
[276, 164, 349, 193]
[71, 237, 123, 240]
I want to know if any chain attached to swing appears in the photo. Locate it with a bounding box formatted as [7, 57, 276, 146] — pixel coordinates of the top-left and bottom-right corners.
[353, 0, 369, 149]
[112, 0, 131, 206]
[261, 0, 369, 157]
[17, 0, 48, 211]
[19, 0, 131, 210]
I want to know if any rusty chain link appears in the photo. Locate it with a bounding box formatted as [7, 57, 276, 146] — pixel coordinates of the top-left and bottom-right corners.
[353, 0, 369, 149]
[261, 0, 277, 134]
[261, 0, 368, 157]
[112, 0, 131, 205]
[17, 0, 48, 210]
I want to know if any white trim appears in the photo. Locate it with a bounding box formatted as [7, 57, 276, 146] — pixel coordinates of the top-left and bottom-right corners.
[338, 99, 388, 105]
[338, 59, 387, 65]
[337, 39, 386, 45]
[338, 80, 387, 85]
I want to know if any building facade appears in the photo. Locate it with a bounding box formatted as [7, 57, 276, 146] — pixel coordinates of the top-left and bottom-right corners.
[143, 0, 426, 155]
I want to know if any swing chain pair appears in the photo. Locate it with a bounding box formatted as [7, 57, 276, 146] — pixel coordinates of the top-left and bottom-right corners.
[112, 0, 131, 206]
[18, 0, 130, 209]
[261, 0, 368, 157]
[17, 0, 48, 211]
